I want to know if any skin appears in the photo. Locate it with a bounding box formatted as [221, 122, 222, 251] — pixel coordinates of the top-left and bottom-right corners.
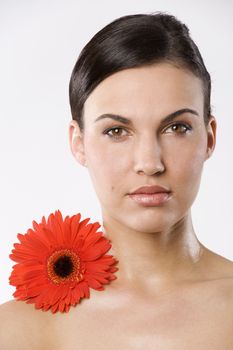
[1, 62, 233, 349]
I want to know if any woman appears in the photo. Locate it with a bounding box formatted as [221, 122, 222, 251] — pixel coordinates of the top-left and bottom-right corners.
[1, 11, 233, 349]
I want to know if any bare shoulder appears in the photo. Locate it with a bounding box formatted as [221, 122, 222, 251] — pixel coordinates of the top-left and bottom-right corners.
[219, 257, 233, 305]
[0, 299, 52, 350]
[204, 247, 233, 305]
[202, 246, 233, 277]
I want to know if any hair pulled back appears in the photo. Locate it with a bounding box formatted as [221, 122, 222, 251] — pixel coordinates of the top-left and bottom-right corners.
[69, 12, 211, 132]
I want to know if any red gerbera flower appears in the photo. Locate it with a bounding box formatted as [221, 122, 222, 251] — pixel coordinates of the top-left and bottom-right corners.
[9, 210, 118, 313]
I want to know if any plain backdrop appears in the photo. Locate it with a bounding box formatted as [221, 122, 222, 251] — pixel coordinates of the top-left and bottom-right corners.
[0, 0, 232, 304]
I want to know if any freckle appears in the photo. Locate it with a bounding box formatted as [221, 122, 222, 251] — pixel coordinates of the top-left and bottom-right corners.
[111, 186, 115, 191]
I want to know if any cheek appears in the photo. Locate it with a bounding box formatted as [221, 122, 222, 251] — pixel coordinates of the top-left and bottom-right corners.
[168, 138, 206, 202]
[84, 140, 126, 201]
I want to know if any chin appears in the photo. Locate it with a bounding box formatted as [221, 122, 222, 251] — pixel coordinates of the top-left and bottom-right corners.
[132, 222, 171, 234]
[120, 213, 174, 234]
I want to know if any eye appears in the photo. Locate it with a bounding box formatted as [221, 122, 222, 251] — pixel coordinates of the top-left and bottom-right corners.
[164, 122, 192, 134]
[103, 127, 128, 139]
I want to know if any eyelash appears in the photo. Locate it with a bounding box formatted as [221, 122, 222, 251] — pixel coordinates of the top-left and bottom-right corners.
[103, 122, 192, 140]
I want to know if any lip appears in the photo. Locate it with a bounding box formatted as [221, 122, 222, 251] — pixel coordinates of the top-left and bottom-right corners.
[129, 185, 170, 194]
[128, 192, 172, 207]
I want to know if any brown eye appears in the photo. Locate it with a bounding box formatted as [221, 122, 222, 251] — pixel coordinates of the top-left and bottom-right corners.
[104, 127, 127, 139]
[165, 123, 191, 134]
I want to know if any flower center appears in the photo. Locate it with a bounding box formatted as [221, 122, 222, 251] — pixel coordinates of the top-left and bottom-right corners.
[53, 255, 74, 278]
[47, 249, 85, 284]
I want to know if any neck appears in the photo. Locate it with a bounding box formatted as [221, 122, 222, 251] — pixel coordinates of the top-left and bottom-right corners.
[102, 209, 206, 293]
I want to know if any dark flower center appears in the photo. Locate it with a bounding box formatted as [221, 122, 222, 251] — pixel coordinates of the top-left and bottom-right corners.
[47, 249, 85, 284]
[53, 255, 74, 278]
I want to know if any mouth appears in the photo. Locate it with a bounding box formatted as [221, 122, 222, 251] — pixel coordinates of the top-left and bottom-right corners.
[128, 191, 172, 207]
[129, 185, 171, 195]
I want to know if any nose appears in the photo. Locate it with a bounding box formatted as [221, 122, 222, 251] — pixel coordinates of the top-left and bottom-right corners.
[133, 136, 165, 176]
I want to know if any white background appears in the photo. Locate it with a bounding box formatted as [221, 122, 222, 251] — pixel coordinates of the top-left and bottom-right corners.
[0, 0, 232, 304]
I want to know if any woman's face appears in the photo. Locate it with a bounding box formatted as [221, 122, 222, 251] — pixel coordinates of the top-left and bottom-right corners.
[69, 62, 216, 233]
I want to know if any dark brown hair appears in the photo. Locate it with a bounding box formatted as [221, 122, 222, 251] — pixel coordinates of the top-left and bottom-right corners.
[69, 11, 212, 132]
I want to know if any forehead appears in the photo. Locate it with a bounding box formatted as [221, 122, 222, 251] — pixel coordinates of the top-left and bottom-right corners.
[84, 62, 204, 118]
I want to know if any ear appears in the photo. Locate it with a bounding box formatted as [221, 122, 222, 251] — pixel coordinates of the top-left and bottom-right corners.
[68, 120, 87, 167]
[204, 115, 217, 161]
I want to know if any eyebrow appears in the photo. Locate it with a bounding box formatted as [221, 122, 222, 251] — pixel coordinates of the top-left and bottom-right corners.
[94, 108, 199, 125]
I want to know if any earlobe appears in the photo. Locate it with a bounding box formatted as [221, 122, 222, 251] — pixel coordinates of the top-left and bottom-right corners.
[68, 120, 87, 167]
